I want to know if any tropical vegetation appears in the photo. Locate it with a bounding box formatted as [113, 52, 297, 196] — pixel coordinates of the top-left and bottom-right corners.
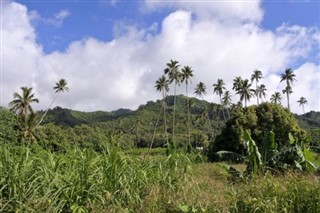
[1, 63, 319, 212]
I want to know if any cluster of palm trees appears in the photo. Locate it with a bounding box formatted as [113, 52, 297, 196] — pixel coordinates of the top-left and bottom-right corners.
[154, 60, 309, 152]
[9, 79, 69, 141]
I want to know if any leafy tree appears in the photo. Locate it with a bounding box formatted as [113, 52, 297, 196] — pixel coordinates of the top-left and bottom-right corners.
[0, 107, 20, 144]
[213, 78, 226, 121]
[270, 92, 282, 105]
[297, 97, 307, 114]
[9, 87, 39, 140]
[236, 79, 255, 107]
[255, 84, 267, 104]
[251, 69, 263, 104]
[36, 79, 69, 128]
[181, 66, 194, 151]
[155, 75, 170, 150]
[210, 103, 308, 155]
[164, 60, 181, 148]
[280, 68, 296, 111]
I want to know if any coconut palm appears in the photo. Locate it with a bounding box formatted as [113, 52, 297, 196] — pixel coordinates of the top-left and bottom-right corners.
[282, 85, 293, 109]
[194, 82, 207, 100]
[164, 60, 181, 149]
[9, 87, 39, 140]
[232, 76, 243, 102]
[213, 79, 226, 121]
[270, 92, 282, 105]
[251, 69, 263, 104]
[155, 75, 170, 149]
[236, 79, 255, 107]
[36, 79, 69, 129]
[255, 84, 267, 104]
[222, 90, 232, 119]
[280, 68, 296, 110]
[181, 66, 194, 152]
[297, 97, 307, 114]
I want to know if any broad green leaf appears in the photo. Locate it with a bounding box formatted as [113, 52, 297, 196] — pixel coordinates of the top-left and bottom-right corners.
[288, 133, 295, 145]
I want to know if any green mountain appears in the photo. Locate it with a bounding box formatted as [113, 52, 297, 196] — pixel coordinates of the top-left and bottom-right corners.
[295, 111, 320, 129]
[33, 96, 320, 151]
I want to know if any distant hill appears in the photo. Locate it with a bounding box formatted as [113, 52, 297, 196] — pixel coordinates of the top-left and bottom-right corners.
[39, 96, 319, 130]
[38, 106, 133, 127]
[36, 96, 319, 150]
[295, 111, 320, 129]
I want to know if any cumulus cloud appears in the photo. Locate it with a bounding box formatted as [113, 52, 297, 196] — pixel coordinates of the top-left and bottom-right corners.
[1, 1, 319, 114]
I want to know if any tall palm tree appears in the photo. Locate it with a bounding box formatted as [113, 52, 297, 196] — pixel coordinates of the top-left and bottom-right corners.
[222, 90, 232, 119]
[236, 79, 255, 107]
[255, 84, 267, 104]
[194, 82, 207, 100]
[155, 75, 170, 150]
[282, 85, 293, 109]
[251, 69, 263, 104]
[297, 97, 307, 114]
[280, 68, 296, 111]
[164, 59, 181, 149]
[213, 78, 226, 121]
[232, 76, 243, 102]
[9, 87, 39, 139]
[36, 79, 69, 129]
[181, 66, 194, 152]
[270, 92, 282, 105]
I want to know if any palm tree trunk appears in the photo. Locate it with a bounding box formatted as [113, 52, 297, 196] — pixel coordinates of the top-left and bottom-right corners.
[186, 83, 192, 153]
[287, 92, 290, 111]
[172, 81, 177, 152]
[163, 91, 169, 148]
[256, 82, 259, 105]
[35, 92, 59, 129]
[145, 104, 164, 159]
[220, 95, 226, 122]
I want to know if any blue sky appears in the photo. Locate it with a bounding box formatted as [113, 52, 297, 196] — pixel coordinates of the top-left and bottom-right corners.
[18, 0, 320, 54]
[2, 0, 320, 113]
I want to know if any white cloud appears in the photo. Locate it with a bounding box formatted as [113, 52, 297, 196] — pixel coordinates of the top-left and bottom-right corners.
[1, 1, 319, 114]
[142, 0, 264, 23]
[29, 9, 70, 28]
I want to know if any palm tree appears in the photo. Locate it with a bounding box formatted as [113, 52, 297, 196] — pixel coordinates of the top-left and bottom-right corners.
[155, 75, 170, 150]
[222, 90, 232, 119]
[36, 79, 69, 129]
[194, 82, 207, 100]
[213, 78, 226, 121]
[280, 68, 296, 110]
[9, 87, 39, 139]
[255, 84, 267, 104]
[297, 97, 307, 114]
[232, 76, 243, 102]
[282, 85, 293, 109]
[164, 60, 181, 149]
[236, 79, 255, 107]
[251, 69, 263, 104]
[270, 92, 282, 104]
[181, 66, 194, 152]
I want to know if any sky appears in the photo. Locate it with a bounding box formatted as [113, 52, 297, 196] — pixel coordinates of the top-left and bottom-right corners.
[1, 0, 320, 114]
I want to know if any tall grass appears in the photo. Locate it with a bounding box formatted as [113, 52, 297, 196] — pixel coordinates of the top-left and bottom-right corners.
[0, 139, 191, 212]
[1, 142, 319, 212]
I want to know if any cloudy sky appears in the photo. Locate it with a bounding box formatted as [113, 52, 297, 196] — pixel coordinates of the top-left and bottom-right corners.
[1, 0, 319, 114]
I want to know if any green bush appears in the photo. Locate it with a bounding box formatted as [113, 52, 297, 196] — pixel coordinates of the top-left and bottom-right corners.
[0, 107, 20, 144]
[210, 103, 308, 156]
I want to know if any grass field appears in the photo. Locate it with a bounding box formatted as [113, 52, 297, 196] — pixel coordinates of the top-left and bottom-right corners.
[1, 144, 319, 212]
